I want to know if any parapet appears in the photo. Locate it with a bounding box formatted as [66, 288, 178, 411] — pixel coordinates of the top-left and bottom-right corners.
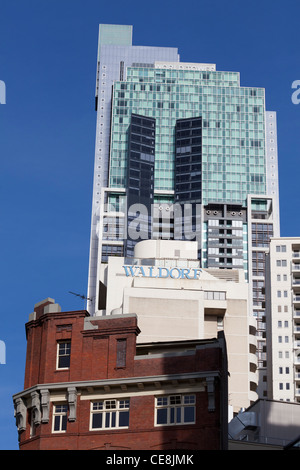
[28, 298, 61, 321]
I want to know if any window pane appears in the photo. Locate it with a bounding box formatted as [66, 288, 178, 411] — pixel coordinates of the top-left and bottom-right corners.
[106, 400, 116, 409]
[54, 416, 60, 431]
[170, 395, 181, 405]
[119, 400, 129, 409]
[176, 407, 181, 423]
[157, 397, 167, 406]
[157, 408, 168, 424]
[119, 410, 129, 427]
[62, 414, 67, 431]
[93, 402, 103, 411]
[59, 343, 70, 355]
[92, 413, 102, 429]
[184, 395, 195, 404]
[58, 355, 70, 368]
[184, 406, 195, 423]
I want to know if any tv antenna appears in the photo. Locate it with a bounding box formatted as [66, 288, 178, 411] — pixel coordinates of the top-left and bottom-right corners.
[68, 291, 92, 310]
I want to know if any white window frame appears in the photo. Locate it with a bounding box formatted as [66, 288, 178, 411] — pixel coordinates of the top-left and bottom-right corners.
[56, 341, 71, 370]
[155, 394, 196, 427]
[204, 291, 226, 300]
[90, 399, 130, 430]
[52, 404, 68, 433]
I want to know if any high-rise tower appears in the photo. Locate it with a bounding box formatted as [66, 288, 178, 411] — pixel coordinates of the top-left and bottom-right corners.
[88, 24, 179, 314]
[87, 25, 280, 398]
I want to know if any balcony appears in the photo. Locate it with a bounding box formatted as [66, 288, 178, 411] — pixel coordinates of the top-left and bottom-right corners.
[294, 324, 300, 334]
[257, 322, 266, 332]
[293, 278, 300, 287]
[295, 372, 300, 382]
[294, 355, 300, 365]
[251, 211, 269, 220]
[204, 300, 227, 314]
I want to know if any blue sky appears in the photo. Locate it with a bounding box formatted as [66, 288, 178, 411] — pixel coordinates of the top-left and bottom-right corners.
[0, 0, 300, 449]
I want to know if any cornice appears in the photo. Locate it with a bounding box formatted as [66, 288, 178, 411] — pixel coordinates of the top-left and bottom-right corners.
[13, 370, 220, 400]
[13, 371, 220, 432]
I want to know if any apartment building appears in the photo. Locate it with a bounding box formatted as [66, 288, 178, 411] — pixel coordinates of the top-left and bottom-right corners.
[86, 24, 280, 401]
[88, 24, 280, 317]
[266, 237, 300, 402]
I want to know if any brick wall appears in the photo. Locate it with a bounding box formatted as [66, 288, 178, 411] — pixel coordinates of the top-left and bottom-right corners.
[15, 301, 227, 450]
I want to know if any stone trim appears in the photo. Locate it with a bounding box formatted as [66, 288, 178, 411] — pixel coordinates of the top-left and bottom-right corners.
[67, 387, 77, 422]
[14, 397, 27, 432]
[31, 391, 41, 425]
[40, 389, 50, 423]
[13, 370, 220, 432]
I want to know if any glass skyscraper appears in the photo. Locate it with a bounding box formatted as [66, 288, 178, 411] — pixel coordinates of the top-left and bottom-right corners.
[87, 24, 280, 398]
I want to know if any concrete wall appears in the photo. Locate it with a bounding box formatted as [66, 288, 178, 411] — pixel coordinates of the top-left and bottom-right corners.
[98, 240, 257, 412]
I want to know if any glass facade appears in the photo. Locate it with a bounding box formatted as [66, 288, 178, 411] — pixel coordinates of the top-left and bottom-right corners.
[87, 24, 180, 312]
[175, 116, 202, 203]
[109, 66, 266, 206]
[126, 114, 155, 256]
[88, 25, 280, 356]
[86, 25, 283, 403]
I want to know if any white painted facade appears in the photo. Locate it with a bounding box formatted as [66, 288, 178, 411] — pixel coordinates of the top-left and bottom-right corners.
[98, 240, 258, 413]
[266, 237, 300, 403]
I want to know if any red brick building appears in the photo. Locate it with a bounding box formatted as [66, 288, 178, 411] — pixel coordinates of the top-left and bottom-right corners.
[13, 298, 228, 450]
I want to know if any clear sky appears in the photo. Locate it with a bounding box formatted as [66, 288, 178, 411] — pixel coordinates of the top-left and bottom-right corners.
[0, 0, 300, 450]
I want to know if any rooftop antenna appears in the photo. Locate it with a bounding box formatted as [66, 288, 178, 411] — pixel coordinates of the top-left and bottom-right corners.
[68, 291, 92, 311]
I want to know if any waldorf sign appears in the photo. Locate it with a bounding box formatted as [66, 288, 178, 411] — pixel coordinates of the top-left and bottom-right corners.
[122, 265, 202, 280]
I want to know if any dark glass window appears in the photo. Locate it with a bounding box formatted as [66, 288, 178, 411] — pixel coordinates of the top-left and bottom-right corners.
[155, 394, 195, 426]
[91, 400, 130, 430]
[53, 404, 68, 432]
[175, 117, 202, 205]
[126, 113, 155, 257]
[57, 341, 71, 369]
